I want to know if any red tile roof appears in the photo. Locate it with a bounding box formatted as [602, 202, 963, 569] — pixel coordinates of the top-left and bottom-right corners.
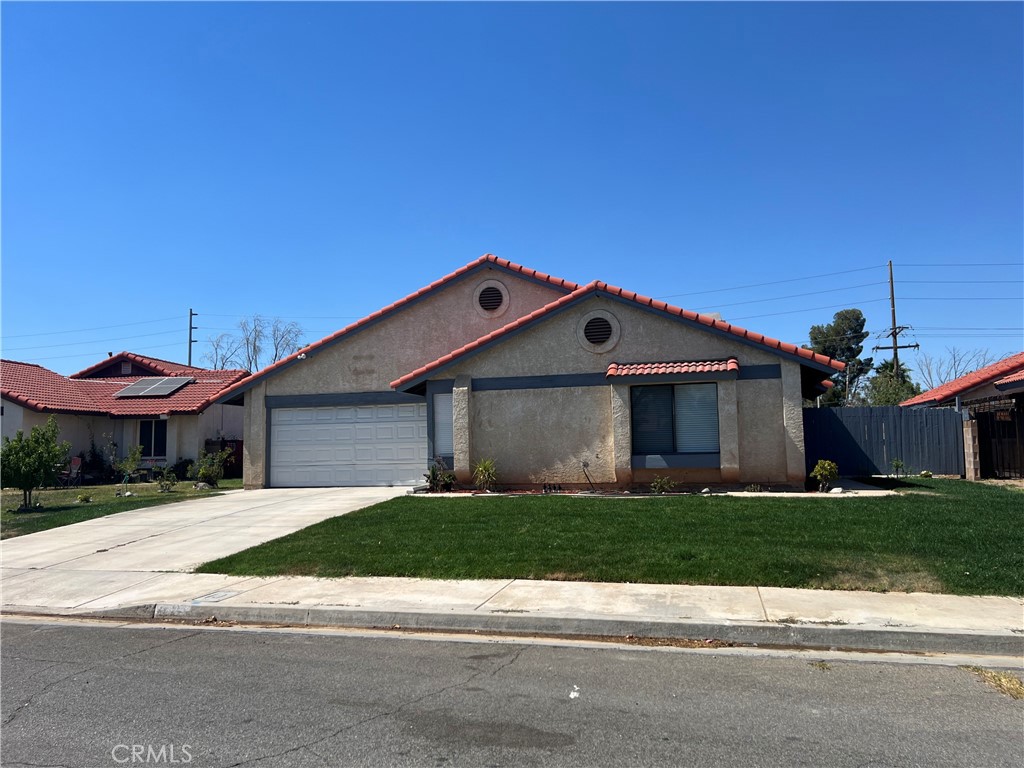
[214, 254, 579, 404]
[606, 359, 740, 377]
[70, 351, 211, 379]
[901, 351, 1024, 406]
[1, 358, 248, 417]
[995, 369, 1024, 388]
[390, 281, 844, 390]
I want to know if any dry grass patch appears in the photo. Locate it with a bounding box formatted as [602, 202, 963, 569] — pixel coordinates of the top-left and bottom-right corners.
[808, 557, 944, 593]
[961, 666, 1024, 700]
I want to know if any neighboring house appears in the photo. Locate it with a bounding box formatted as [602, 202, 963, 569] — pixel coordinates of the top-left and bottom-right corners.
[1, 352, 248, 471]
[216, 255, 844, 490]
[901, 351, 1024, 479]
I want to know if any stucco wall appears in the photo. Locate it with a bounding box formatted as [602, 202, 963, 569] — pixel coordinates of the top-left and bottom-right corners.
[265, 267, 567, 396]
[435, 296, 811, 486]
[441, 295, 782, 380]
[1, 405, 109, 462]
[469, 387, 615, 485]
[242, 266, 567, 487]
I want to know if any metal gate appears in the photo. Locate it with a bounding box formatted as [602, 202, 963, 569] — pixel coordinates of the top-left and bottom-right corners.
[974, 403, 1023, 479]
[803, 406, 965, 477]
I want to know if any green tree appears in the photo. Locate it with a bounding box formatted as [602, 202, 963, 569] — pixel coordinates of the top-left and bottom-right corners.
[865, 359, 922, 406]
[1, 416, 71, 509]
[808, 308, 873, 406]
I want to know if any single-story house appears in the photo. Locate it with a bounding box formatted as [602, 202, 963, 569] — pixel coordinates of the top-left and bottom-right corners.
[902, 351, 1024, 479]
[1, 352, 248, 471]
[215, 255, 844, 490]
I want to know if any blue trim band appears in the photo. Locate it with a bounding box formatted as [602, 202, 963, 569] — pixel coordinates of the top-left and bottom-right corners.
[265, 392, 424, 408]
[632, 453, 721, 469]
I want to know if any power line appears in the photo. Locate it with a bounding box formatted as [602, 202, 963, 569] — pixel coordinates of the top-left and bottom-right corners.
[729, 297, 890, 321]
[15, 342, 185, 363]
[3, 329, 183, 353]
[691, 281, 886, 311]
[897, 262, 1022, 267]
[1, 316, 180, 340]
[655, 265, 884, 300]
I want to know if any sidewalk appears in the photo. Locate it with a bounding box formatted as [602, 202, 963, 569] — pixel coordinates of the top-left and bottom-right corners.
[1, 486, 1021, 658]
[3, 568, 1021, 657]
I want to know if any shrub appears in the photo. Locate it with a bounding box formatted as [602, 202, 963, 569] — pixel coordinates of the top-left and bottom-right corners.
[810, 459, 839, 492]
[890, 458, 906, 478]
[424, 457, 456, 493]
[76, 493, 92, 504]
[650, 476, 677, 494]
[919, 470, 933, 478]
[745, 483, 764, 493]
[156, 468, 178, 493]
[187, 448, 234, 488]
[472, 458, 498, 492]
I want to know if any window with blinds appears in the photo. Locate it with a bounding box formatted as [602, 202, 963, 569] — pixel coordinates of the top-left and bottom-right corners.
[433, 392, 454, 456]
[630, 383, 719, 454]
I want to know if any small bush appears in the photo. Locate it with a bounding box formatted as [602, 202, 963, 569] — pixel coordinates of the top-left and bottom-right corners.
[890, 458, 906, 478]
[472, 458, 498, 492]
[156, 468, 178, 493]
[810, 459, 839, 492]
[187, 448, 233, 488]
[650, 476, 677, 494]
[424, 457, 456, 493]
[919, 470, 933, 478]
[76, 493, 92, 503]
[745, 483, 764, 493]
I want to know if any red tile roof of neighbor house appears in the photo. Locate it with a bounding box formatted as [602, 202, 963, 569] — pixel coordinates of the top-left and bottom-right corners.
[390, 281, 845, 390]
[214, 254, 581, 403]
[69, 351, 211, 379]
[995, 369, 1024, 387]
[606, 359, 740, 377]
[1, 358, 249, 417]
[900, 351, 1024, 407]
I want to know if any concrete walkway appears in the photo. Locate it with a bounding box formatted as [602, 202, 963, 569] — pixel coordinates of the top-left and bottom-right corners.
[2, 488, 1021, 658]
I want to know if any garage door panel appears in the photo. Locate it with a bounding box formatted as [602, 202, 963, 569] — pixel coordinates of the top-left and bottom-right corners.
[271, 403, 427, 487]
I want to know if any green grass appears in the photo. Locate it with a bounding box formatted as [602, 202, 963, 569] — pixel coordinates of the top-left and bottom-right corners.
[1, 478, 243, 539]
[197, 478, 1024, 596]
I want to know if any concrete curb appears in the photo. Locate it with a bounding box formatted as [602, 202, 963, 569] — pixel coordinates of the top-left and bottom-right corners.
[70, 602, 1024, 657]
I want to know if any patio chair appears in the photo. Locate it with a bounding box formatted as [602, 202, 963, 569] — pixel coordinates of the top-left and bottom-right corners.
[58, 456, 83, 488]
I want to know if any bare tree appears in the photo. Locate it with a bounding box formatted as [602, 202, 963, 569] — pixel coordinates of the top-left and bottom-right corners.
[202, 333, 242, 369]
[269, 317, 305, 365]
[915, 347, 995, 390]
[202, 315, 304, 372]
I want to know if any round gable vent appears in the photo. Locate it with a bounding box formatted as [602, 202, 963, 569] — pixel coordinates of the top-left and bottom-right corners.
[576, 310, 621, 353]
[478, 285, 504, 312]
[473, 279, 510, 318]
[583, 317, 613, 345]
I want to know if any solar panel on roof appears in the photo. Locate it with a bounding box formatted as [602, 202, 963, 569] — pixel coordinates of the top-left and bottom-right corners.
[114, 377, 192, 398]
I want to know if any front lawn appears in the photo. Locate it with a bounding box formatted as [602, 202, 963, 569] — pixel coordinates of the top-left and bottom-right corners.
[1, 479, 242, 539]
[197, 478, 1024, 596]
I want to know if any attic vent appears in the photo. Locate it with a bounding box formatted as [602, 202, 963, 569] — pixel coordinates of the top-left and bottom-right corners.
[584, 317, 613, 345]
[121, 362, 132, 375]
[478, 286, 504, 312]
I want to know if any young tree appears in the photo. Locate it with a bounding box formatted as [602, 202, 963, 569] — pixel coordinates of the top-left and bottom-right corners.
[0, 416, 71, 510]
[865, 359, 922, 406]
[808, 309, 873, 406]
[915, 347, 995, 390]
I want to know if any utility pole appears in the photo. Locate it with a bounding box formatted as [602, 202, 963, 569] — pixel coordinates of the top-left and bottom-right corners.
[188, 308, 198, 366]
[873, 260, 918, 373]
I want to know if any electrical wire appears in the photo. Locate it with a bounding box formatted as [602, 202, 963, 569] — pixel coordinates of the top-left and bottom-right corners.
[3, 329, 182, 353]
[654, 264, 885, 299]
[690, 281, 887, 311]
[1, 316, 180, 340]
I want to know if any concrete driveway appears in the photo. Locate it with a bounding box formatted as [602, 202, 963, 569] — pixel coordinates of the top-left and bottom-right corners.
[0, 487, 404, 613]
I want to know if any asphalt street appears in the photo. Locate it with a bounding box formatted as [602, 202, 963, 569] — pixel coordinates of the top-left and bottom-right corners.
[1, 619, 1021, 768]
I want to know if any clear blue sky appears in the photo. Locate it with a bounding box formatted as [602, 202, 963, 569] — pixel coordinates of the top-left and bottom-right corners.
[3, 2, 1021, 378]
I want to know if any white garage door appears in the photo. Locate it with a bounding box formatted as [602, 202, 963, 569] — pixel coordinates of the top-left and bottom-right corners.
[270, 403, 428, 487]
